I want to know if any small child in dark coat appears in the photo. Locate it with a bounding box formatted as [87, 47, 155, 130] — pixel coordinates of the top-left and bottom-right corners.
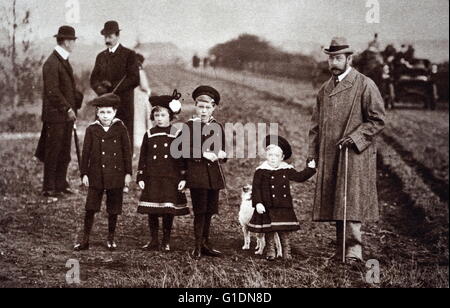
[74, 94, 132, 251]
[248, 135, 316, 260]
[137, 90, 189, 252]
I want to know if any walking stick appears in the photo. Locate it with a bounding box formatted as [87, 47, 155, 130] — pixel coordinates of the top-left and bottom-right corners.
[73, 124, 82, 173]
[342, 146, 349, 263]
[218, 160, 230, 207]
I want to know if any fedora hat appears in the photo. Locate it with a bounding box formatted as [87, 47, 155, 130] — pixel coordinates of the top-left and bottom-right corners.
[54, 26, 77, 40]
[324, 37, 354, 55]
[101, 21, 121, 36]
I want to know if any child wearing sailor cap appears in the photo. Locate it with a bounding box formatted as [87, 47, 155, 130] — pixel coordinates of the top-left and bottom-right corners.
[248, 135, 316, 261]
[180, 85, 227, 259]
[137, 90, 189, 252]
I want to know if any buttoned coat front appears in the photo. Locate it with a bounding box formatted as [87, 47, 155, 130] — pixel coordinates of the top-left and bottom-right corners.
[308, 68, 386, 222]
[81, 119, 132, 189]
[180, 117, 227, 190]
[137, 125, 184, 182]
[252, 162, 316, 209]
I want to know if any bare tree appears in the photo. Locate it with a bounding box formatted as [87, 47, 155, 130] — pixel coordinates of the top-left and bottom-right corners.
[0, 0, 44, 108]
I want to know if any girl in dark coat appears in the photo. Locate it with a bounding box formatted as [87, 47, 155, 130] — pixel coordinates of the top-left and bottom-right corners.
[248, 135, 316, 260]
[137, 90, 189, 252]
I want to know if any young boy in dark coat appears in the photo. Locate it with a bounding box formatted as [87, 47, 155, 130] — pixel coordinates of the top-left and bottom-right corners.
[74, 93, 132, 251]
[137, 90, 189, 252]
[248, 135, 316, 260]
[180, 86, 227, 259]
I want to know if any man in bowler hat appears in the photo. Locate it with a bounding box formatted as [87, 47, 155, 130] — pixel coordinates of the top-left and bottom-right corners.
[35, 26, 84, 197]
[90, 20, 139, 150]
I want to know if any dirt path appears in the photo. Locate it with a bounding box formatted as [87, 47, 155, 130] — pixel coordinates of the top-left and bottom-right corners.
[0, 65, 447, 288]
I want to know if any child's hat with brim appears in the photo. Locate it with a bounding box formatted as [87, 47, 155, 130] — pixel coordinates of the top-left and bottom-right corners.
[149, 89, 182, 114]
[90, 93, 120, 108]
[264, 135, 292, 160]
[192, 85, 220, 105]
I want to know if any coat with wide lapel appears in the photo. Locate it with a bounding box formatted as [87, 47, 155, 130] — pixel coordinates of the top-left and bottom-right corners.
[308, 68, 386, 222]
[41, 50, 78, 123]
[90, 44, 140, 121]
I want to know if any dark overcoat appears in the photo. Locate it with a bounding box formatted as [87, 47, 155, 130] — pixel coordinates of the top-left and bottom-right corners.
[137, 125, 185, 182]
[308, 68, 386, 222]
[41, 51, 83, 123]
[90, 44, 139, 122]
[35, 50, 83, 162]
[80, 119, 132, 189]
[180, 117, 227, 190]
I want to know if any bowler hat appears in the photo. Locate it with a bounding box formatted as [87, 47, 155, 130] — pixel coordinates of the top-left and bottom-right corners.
[324, 37, 354, 55]
[264, 135, 292, 160]
[101, 21, 121, 36]
[90, 93, 121, 108]
[192, 85, 221, 105]
[54, 26, 77, 40]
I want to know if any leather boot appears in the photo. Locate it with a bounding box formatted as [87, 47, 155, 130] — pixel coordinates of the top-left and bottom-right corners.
[280, 232, 292, 260]
[192, 239, 202, 260]
[143, 215, 159, 250]
[201, 239, 222, 257]
[265, 232, 276, 261]
[162, 228, 171, 252]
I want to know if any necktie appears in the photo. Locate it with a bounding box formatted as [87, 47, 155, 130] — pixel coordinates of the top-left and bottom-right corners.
[334, 77, 340, 87]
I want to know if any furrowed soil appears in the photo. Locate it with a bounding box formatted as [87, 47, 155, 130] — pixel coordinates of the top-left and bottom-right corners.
[0, 65, 447, 288]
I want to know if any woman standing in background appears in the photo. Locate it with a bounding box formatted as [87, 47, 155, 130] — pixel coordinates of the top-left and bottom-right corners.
[134, 53, 152, 150]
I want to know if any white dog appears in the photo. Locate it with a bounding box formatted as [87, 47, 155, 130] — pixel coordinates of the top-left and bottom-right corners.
[239, 184, 282, 257]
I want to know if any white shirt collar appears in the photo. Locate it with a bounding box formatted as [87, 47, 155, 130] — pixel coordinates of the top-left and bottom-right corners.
[109, 42, 120, 53]
[338, 66, 352, 82]
[55, 45, 70, 60]
[256, 161, 294, 171]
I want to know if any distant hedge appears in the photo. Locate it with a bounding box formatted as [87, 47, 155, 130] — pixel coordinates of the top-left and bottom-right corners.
[209, 34, 317, 81]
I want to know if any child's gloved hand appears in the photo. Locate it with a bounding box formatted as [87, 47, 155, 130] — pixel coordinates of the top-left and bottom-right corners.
[82, 175, 89, 187]
[178, 180, 186, 191]
[203, 152, 218, 162]
[308, 159, 316, 169]
[125, 174, 132, 187]
[218, 150, 227, 160]
[138, 181, 145, 190]
[256, 203, 266, 214]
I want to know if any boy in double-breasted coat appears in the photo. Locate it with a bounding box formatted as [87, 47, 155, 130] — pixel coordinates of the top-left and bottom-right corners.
[74, 94, 132, 251]
[179, 86, 227, 259]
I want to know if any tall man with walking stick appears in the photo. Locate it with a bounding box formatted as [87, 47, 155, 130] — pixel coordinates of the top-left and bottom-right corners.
[35, 26, 83, 198]
[90, 21, 139, 153]
[307, 37, 386, 263]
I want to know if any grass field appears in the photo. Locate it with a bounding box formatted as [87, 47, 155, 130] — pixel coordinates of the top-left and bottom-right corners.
[0, 65, 448, 288]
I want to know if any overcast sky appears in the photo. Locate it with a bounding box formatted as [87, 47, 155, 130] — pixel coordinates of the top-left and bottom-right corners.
[8, 0, 450, 58]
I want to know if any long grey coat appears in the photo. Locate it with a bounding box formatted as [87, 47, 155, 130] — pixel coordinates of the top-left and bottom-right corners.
[308, 68, 386, 222]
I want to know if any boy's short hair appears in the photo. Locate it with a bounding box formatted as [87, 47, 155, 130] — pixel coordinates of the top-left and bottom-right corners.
[195, 95, 216, 106]
[150, 106, 174, 121]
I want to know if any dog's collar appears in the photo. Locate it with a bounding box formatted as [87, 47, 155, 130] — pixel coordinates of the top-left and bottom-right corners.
[256, 161, 294, 171]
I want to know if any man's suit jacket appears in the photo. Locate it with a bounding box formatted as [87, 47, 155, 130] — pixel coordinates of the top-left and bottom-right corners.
[90, 44, 139, 121]
[41, 51, 83, 123]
